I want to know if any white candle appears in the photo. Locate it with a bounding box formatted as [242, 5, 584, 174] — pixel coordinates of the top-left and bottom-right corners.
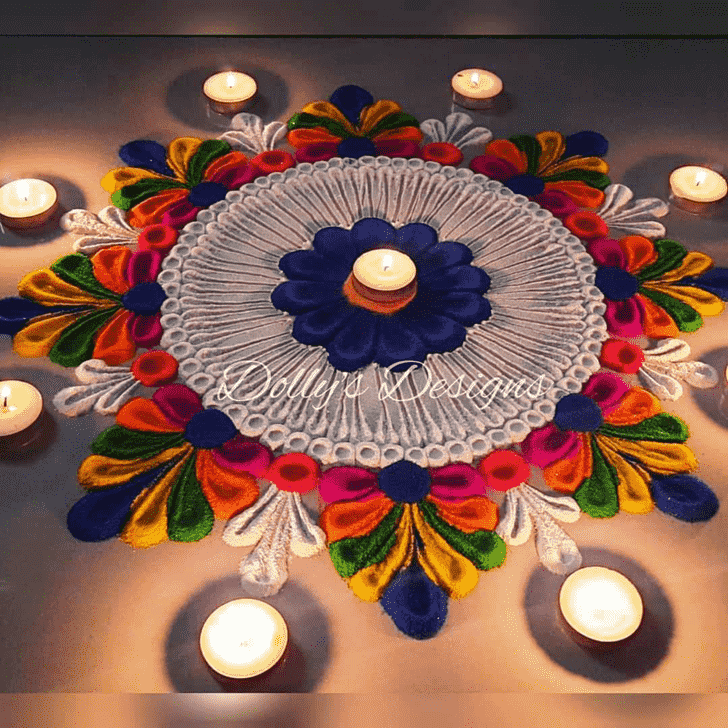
[0, 179, 58, 230]
[0, 381, 43, 436]
[451, 68, 503, 109]
[199, 599, 288, 679]
[669, 166, 728, 204]
[352, 249, 417, 292]
[559, 566, 643, 643]
[203, 71, 257, 114]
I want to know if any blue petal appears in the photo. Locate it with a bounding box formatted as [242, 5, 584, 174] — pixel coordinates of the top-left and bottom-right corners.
[563, 131, 609, 159]
[395, 223, 438, 258]
[378, 460, 431, 503]
[350, 218, 396, 254]
[188, 181, 228, 207]
[279, 250, 351, 282]
[400, 313, 467, 353]
[121, 282, 166, 315]
[427, 292, 491, 326]
[594, 267, 640, 301]
[329, 85, 374, 126]
[683, 268, 728, 300]
[118, 140, 174, 176]
[327, 309, 379, 372]
[185, 409, 238, 449]
[651, 474, 719, 522]
[504, 174, 545, 196]
[0, 297, 70, 336]
[374, 317, 427, 371]
[67, 465, 167, 542]
[416, 242, 474, 274]
[381, 562, 448, 640]
[293, 299, 357, 345]
[419, 265, 490, 293]
[337, 137, 376, 159]
[554, 393, 603, 432]
[271, 281, 344, 314]
[311, 226, 358, 266]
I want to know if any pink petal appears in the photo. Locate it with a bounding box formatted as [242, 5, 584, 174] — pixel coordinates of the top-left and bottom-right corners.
[161, 200, 199, 228]
[581, 372, 630, 417]
[318, 466, 380, 504]
[469, 154, 519, 181]
[152, 384, 203, 427]
[587, 238, 627, 268]
[374, 140, 420, 158]
[532, 190, 578, 218]
[295, 143, 339, 163]
[604, 297, 645, 338]
[126, 249, 163, 286]
[429, 463, 486, 502]
[129, 313, 163, 348]
[521, 423, 583, 468]
[209, 165, 256, 189]
[213, 433, 272, 477]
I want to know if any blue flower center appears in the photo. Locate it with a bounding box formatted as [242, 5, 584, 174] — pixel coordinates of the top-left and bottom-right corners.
[184, 408, 239, 449]
[188, 181, 229, 207]
[378, 460, 431, 503]
[121, 281, 167, 315]
[553, 393, 604, 432]
[594, 266, 640, 301]
[504, 174, 545, 196]
[337, 137, 377, 159]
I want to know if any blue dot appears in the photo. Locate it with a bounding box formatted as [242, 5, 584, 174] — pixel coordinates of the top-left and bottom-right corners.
[184, 409, 238, 449]
[554, 394, 603, 432]
[377, 460, 431, 503]
[188, 181, 228, 207]
[121, 282, 167, 315]
[595, 266, 640, 301]
[504, 174, 545, 196]
[337, 137, 377, 159]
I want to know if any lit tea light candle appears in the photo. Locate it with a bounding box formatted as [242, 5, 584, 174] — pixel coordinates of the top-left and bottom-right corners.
[203, 71, 257, 115]
[669, 166, 728, 213]
[0, 381, 44, 436]
[559, 566, 643, 643]
[199, 599, 288, 679]
[451, 68, 503, 110]
[346, 248, 419, 311]
[0, 179, 58, 230]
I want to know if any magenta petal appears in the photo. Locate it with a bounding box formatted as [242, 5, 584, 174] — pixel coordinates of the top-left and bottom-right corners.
[604, 297, 645, 338]
[533, 190, 578, 218]
[587, 238, 627, 268]
[295, 144, 339, 163]
[126, 249, 163, 286]
[521, 423, 582, 468]
[429, 464, 486, 502]
[209, 164, 256, 189]
[318, 466, 381, 504]
[375, 140, 420, 158]
[161, 200, 199, 228]
[469, 154, 519, 182]
[152, 384, 203, 427]
[581, 372, 630, 416]
[212, 434, 272, 477]
[129, 313, 163, 348]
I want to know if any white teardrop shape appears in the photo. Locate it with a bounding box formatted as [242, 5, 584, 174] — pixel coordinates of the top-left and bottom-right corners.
[677, 361, 719, 389]
[596, 184, 668, 239]
[238, 517, 291, 597]
[638, 363, 684, 400]
[221, 115, 287, 154]
[286, 492, 326, 558]
[520, 483, 581, 524]
[52, 374, 139, 416]
[496, 486, 533, 546]
[644, 337, 691, 362]
[420, 113, 493, 150]
[74, 358, 133, 384]
[61, 207, 138, 253]
[222, 485, 284, 547]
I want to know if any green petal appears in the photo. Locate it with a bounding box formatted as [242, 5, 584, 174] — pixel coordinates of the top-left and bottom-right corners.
[638, 287, 703, 332]
[574, 439, 619, 518]
[327, 504, 403, 579]
[91, 424, 186, 459]
[418, 500, 506, 571]
[47, 306, 119, 367]
[599, 413, 689, 443]
[637, 239, 688, 282]
[111, 178, 186, 211]
[541, 168, 611, 190]
[509, 134, 541, 175]
[51, 254, 121, 302]
[287, 111, 350, 139]
[186, 139, 232, 187]
[367, 112, 421, 138]
[167, 454, 214, 542]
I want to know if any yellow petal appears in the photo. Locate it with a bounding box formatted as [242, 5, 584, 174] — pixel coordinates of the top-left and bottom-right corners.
[301, 101, 357, 136]
[643, 281, 725, 317]
[120, 452, 193, 549]
[598, 435, 697, 475]
[347, 505, 414, 602]
[543, 156, 609, 177]
[19, 268, 106, 307]
[535, 131, 566, 174]
[412, 506, 480, 599]
[13, 312, 82, 358]
[101, 167, 172, 194]
[359, 100, 402, 135]
[598, 439, 654, 514]
[658, 251, 714, 283]
[78, 445, 191, 489]
[166, 137, 203, 182]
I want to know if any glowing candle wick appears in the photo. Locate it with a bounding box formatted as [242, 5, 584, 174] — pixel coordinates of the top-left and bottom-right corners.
[16, 181, 30, 202]
[1, 386, 9, 408]
[382, 253, 394, 272]
[470, 71, 480, 87]
[226, 73, 236, 88]
[695, 169, 707, 187]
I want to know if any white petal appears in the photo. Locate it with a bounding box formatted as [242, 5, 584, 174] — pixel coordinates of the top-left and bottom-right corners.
[420, 113, 493, 151]
[222, 485, 284, 547]
[238, 520, 291, 597]
[74, 358, 133, 384]
[496, 487, 533, 546]
[643, 337, 691, 362]
[61, 207, 138, 253]
[638, 363, 684, 400]
[52, 375, 139, 416]
[285, 493, 326, 558]
[596, 184, 668, 239]
[676, 361, 719, 389]
[221, 115, 287, 154]
[532, 519, 582, 575]
[520, 484, 581, 524]
[419, 118, 446, 145]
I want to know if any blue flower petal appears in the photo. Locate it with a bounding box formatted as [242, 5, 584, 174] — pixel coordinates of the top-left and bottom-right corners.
[399, 313, 467, 353]
[118, 140, 174, 176]
[121, 282, 167, 315]
[327, 308, 379, 371]
[185, 409, 238, 449]
[650, 473, 719, 522]
[311, 227, 358, 266]
[293, 299, 357, 345]
[378, 460, 431, 503]
[271, 281, 344, 314]
[504, 174, 545, 196]
[683, 268, 728, 300]
[419, 265, 490, 294]
[381, 562, 448, 640]
[416, 242, 474, 274]
[594, 267, 640, 301]
[351, 218, 396, 254]
[554, 393, 603, 432]
[329, 85, 374, 126]
[0, 297, 72, 336]
[67, 465, 167, 542]
[338, 137, 376, 159]
[395, 223, 438, 258]
[374, 317, 427, 371]
[428, 292, 491, 326]
[279, 249, 351, 282]
[563, 131, 609, 159]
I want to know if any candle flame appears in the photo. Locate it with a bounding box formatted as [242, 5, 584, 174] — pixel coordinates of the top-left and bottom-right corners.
[1, 386, 10, 401]
[470, 71, 480, 87]
[382, 253, 394, 272]
[695, 169, 707, 186]
[16, 180, 30, 202]
[226, 73, 236, 88]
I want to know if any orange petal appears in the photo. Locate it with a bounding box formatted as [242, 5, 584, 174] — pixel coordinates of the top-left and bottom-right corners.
[618, 236, 657, 274]
[319, 495, 395, 543]
[287, 128, 342, 148]
[127, 188, 189, 228]
[91, 246, 132, 295]
[603, 387, 662, 427]
[543, 180, 605, 208]
[636, 293, 680, 338]
[425, 495, 498, 533]
[371, 126, 423, 143]
[543, 432, 592, 493]
[203, 151, 250, 181]
[195, 450, 260, 519]
[484, 139, 528, 174]
[92, 308, 136, 365]
[116, 396, 185, 433]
